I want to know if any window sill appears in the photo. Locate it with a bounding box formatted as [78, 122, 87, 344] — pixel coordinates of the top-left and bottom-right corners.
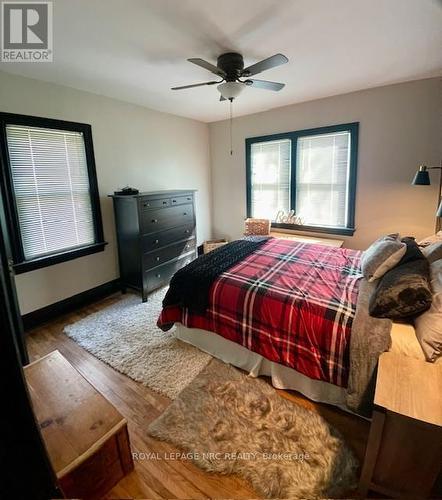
[13, 242, 108, 275]
[271, 223, 355, 237]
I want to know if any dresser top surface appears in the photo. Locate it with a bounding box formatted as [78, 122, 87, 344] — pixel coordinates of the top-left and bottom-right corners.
[109, 189, 196, 199]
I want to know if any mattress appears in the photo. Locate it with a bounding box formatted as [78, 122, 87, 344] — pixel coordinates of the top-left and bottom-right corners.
[175, 320, 438, 411]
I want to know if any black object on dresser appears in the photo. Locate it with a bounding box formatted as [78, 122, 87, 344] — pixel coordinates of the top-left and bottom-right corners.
[110, 190, 197, 302]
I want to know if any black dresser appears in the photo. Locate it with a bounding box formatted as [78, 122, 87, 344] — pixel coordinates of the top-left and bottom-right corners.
[110, 190, 197, 301]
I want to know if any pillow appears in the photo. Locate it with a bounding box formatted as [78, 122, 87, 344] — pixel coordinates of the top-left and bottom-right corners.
[399, 236, 426, 265]
[421, 240, 442, 264]
[369, 239, 432, 320]
[414, 259, 442, 361]
[361, 234, 406, 282]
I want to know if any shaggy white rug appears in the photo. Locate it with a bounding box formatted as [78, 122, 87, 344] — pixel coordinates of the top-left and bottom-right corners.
[64, 288, 212, 399]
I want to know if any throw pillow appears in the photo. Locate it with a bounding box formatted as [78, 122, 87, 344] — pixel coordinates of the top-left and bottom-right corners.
[361, 234, 406, 282]
[421, 241, 442, 264]
[414, 259, 442, 361]
[369, 240, 432, 320]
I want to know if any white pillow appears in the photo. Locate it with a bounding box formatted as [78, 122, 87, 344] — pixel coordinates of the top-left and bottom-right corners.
[415, 259, 442, 362]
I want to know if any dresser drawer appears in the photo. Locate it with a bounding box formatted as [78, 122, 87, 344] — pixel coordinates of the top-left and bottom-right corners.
[140, 197, 170, 210]
[171, 194, 193, 206]
[143, 239, 196, 270]
[141, 204, 194, 234]
[141, 224, 195, 252]
[145, 254, 194, 292]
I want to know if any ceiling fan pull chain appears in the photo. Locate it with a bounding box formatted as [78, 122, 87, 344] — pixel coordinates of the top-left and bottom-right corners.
[230, 99, 233, 156]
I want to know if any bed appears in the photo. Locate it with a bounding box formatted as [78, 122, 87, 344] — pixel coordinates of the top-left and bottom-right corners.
[157, 237, 434, 415]
[173, 321, 440, 411]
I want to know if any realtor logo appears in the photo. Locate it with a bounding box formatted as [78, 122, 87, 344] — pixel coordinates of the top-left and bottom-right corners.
[1, 2, 53, 61]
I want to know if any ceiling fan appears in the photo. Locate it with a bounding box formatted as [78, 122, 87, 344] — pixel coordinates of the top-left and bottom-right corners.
[171, 52, 288, 101]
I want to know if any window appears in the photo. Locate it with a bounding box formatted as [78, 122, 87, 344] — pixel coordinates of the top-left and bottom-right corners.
[0, 113, 106, 273]
[250, 139, 291, 220]
[246, 123, 358, 236]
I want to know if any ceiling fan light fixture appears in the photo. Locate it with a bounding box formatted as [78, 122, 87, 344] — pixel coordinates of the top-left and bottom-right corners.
[217, 81, 244, 100]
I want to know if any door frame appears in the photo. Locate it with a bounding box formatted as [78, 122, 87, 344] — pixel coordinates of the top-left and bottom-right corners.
[0, 185, 60, 498]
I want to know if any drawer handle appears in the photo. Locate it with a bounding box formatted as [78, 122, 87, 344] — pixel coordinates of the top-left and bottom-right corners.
[185, 229, 190, 233]
[145, 203, 150, 207]
[151, 219, 158, 223]
[187, 197, 191, 201]
[172, 199, 177, 203]
[162, 201, 167, 204]
[156, 274, 161, 278]
[156, 256, 160, 261]
[183, 212, 187, 216]
[154, 239, 159, 244]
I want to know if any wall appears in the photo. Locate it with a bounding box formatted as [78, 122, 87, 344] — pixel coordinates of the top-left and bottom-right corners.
[0, 71, 211, 314]
[209, 78, 442, 249]
[2, 74, 441, 312]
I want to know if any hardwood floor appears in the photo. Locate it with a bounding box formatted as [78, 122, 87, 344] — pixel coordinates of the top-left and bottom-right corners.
[25, 292, 370, 499]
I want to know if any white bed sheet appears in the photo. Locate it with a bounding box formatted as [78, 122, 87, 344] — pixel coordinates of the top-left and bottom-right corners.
[175, 324, 348, 408]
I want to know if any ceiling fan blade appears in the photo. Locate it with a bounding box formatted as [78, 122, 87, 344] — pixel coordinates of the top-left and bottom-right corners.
[171, 81, 219, 90]
[188, 58, 226, 77]
[242, 53, 288, 77]
[219, 95, 226, 101]
[247, 79, 285, 91]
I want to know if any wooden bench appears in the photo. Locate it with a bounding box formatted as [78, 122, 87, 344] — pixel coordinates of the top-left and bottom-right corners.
[25, 350, 134, 499]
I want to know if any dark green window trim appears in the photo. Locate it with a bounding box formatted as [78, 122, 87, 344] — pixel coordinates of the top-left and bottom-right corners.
[245, 122, 359, 237]
[13, 242, 108, 275]
[0, 112, 107, 274]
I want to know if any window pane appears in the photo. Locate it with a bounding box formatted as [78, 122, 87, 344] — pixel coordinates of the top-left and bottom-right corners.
[6, 125, 95, 260]
[296, 132, 350, 227]
[250, 139, 291, 220]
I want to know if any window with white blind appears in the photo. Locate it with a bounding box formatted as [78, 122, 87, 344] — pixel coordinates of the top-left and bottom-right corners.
[0, 114, 105, 273]
[296, 132, 351, 228]
[250, 139, 291, 220]
[246, 123, 358, 235]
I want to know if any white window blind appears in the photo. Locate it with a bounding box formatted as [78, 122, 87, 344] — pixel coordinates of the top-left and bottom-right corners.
[296, 132, 351, 228]
[250, 139, 291, 220]
[6, 125, 95, 260]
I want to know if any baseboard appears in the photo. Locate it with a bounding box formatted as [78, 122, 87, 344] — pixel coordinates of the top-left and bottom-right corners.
[22, 279, 121, 331]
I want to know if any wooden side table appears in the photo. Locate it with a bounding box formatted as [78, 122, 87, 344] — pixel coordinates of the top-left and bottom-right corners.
[358, 352, 442, 498]
[270, 230, 344, 248]
[25, 350, 134, 499]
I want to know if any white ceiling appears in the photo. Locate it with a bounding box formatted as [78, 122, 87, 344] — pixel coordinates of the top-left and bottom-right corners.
[1, 0, 441, 122]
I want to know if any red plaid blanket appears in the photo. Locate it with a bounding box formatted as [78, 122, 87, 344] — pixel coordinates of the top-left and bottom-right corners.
[158, 238, 363, 387]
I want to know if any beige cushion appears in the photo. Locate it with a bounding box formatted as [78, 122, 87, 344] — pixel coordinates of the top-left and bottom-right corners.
[421, 241, 442, 263]
[361, 234, 406, 282]
[415, 259, 442, 362]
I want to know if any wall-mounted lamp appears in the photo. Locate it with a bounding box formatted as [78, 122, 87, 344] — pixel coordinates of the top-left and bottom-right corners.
[411, 162, 442, 233]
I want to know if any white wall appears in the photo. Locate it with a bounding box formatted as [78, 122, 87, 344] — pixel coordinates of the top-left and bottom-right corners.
[0, 71, 211, 314]
[209, 78, 442, 249]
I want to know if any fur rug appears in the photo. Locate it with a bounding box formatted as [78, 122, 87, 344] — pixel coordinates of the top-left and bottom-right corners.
[148, 359, 359, 499]
[63, 288, 212, 399]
